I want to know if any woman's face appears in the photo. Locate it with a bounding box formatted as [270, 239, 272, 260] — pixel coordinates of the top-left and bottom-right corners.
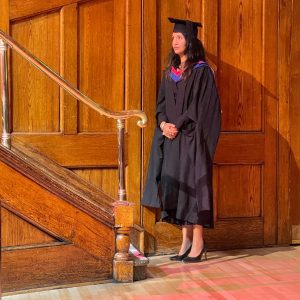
[172, 32, 186, 56]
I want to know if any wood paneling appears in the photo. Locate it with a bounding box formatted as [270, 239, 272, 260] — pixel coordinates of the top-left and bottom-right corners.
[5, 0, 137, 236]
[214, 133, 264, 164]
[278, 0, 292, 244]
[74, 168, 118, 199]
[219, 0, 263, 132]
[60, 3, 78, 134]
[2, 244, 112, 293]
[0, 0, 9, 31]
[217, 165, 262, 219]
[9, 0, 83, 20]
[13, 133, 121, 167]
[11, 12, 60, 133]
[263, 0, 278, 245]
[290, 1, 300, 239]
[125, 0, 142, 224]
[142, 0, 157, 252]
[0, 161, 115, 259]
[78, 0, 123, 132]
[1, 207, 57, 247]
[201, 1, 217, 65]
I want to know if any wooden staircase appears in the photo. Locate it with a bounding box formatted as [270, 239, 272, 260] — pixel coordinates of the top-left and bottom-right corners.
[0, 139, 148, 293]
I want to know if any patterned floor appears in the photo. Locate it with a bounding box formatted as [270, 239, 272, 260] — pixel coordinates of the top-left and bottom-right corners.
[3, 246, 300, 300]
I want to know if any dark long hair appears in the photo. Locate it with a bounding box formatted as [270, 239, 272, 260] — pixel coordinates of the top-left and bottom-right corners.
[165, 35, 206, 80]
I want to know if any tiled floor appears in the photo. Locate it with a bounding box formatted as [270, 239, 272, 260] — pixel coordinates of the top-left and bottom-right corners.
[3, 246, 300, 300]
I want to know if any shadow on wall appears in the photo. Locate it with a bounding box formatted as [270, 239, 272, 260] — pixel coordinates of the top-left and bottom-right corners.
[207, 52, 300, 243]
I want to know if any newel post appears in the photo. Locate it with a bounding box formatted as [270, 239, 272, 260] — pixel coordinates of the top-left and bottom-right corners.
[113, 119, 134, 282]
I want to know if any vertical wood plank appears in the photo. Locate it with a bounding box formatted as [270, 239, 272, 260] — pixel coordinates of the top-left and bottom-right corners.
[0, 0, 9, 32]
[278, 0, 292, 244]
[217, 165, 262, 219]
[141, 0, 157, 254]
[73, 168, 119, 199]
[202, 0, 218, 67]
[11, 12, 61, 133]
[125, 0, 142, 224]
[263, 0, 278, 245]
[60, 3, 78, 134]
[79, 0, 124, 132]
[112, 0, 125, 113]
[289, 1, 300, 241]
[218, 0, 263, 132]
[1, 208, 56, 247]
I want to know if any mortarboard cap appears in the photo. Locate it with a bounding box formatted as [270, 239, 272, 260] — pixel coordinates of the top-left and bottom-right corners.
[168, 17, 202, 39]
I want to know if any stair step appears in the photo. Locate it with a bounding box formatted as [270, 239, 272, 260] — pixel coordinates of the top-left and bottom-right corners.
[129, 244, 149, 281]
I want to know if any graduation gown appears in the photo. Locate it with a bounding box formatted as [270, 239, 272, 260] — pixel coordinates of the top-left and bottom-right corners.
[141, 62, 221, 228]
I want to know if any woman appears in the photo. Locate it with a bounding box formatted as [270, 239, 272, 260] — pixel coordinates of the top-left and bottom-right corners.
[142, 17, 221, 263]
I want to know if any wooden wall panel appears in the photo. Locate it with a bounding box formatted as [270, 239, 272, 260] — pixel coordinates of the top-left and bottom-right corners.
[0, 0, 9, 31]
[278, 0, 292, 244]
[142, 0, 157, 251]
[13, 134, 120, 168]
[11, 12, 60, 132]
[1, 208, 57, 247]
[9, 0, 82, 20]
[262, 0, 278, 245]
[125, 0, 142, 224]
[78, 0, 124, 132]
[74, 168, 118, 199]
[217, 165, 262, 219]
[2, 244, 112, 293]
[60, 3, 78, 134]
[5, 0, 133, 214]
[219, 0, 263, 131]
[290, 1, 300, 240]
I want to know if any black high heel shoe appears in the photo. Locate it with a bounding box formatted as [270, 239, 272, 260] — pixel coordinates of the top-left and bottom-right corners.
[182, 243, 208, 263]
[169, 245, 192, 261]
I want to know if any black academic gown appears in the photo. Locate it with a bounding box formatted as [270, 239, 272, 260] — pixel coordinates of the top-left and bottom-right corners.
[141, 64, 221, 228]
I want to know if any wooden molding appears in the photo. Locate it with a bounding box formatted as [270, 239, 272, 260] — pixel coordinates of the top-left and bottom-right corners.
[214, 133, 264, 164]
[278, 0, 293, 244]
[141, 0, 157, 255]
[12, 133, 125, 168]
[10, 0, 86, 21]
[60, 3, 78, 134]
